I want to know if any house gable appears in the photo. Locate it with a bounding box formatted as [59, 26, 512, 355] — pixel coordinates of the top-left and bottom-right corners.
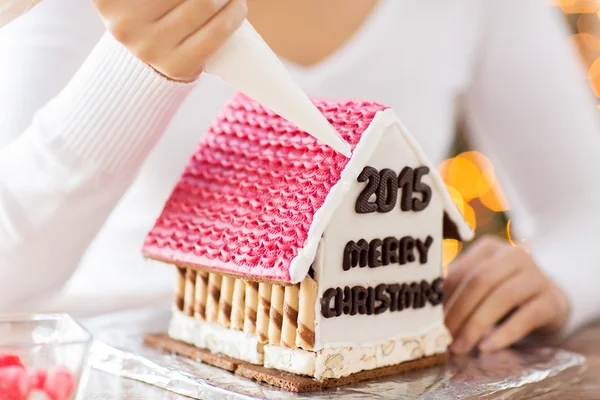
[312, 114, 457, 349]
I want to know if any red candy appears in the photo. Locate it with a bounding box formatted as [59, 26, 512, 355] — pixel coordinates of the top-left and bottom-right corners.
[28, 369, 48, 390]
[0, 353, 76, 400]
[44, 366, 75, 400]
[0, 354, 24, 369]
[0, 366, 31, 400]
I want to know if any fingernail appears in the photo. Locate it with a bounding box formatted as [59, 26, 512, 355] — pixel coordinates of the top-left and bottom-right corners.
[451, 338, 468, 354]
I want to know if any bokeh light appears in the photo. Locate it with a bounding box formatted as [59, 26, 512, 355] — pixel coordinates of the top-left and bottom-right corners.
[555, 0, 599, 14]
[439, 3, 592, 265]
[442, 239, 462, 272]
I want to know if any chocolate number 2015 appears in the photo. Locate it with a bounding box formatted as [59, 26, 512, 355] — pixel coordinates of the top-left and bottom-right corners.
[355, 166, 432, 214]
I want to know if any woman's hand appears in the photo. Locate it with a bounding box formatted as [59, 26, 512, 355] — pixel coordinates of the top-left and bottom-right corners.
[92, 0, 247, 82]
[444, 236, 570, 354]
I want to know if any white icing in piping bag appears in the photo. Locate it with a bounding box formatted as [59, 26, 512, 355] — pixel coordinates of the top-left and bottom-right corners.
[204, 20, 351, 157]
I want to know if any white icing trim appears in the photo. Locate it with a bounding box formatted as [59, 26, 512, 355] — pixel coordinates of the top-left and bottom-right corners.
[393, 118, 475, 241]
[288, 109, 473, 283]
[168, 310, 264, 365]
[289, 110, 397, 283]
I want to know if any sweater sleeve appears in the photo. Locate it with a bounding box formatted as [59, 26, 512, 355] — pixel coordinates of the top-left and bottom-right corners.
[0, 32, 194, 311]
[464, 0, 600, 336]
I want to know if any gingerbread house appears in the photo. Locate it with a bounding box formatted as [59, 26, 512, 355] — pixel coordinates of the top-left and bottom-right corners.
[142, 93, 473, 385]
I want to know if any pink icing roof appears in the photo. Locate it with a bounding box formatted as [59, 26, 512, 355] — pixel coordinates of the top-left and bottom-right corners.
[142, 93, 388, 283]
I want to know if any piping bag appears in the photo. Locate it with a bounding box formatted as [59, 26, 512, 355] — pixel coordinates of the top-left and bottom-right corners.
[204, 20, 351, 157]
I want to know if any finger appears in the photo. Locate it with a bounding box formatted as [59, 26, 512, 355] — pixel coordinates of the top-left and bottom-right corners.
[450, 270, 543, 354]
[478, 293, 555, 353]
[94, 0, 180, 23]
[167, 0, 247, 81]
[444, 236, 503, 300]
[157, 0, 231, 42]
[444, 246, 522, 336]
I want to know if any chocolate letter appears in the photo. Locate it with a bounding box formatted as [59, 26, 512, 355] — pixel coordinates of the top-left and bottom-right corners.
[369, 239, 383, 268]
[413, 167, 432, 211]
[412, 282, 426, 308]
[382, 237, 399, 265]
[399, 236, 416, 264]
[356, 166, 380, 214]
[321, 288, 337, 318]
[387, 284, 402, 311]
[336, 287, 354, 315]
[400, 283, 422, 309]
[343, 240, 369, 271]
[398, 167, 414, 212]
[421, 280, 433, 307]
[366, 287, 376, 315]
[375, 284, 391, 314]
[353, 286, 369, 315]
[377, 169, 398, 213]
[430, 278, 445, 306]
[415, 236, 434, 264]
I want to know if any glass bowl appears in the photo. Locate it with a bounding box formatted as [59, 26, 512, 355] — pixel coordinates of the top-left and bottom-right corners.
[0, 314, 93, 400]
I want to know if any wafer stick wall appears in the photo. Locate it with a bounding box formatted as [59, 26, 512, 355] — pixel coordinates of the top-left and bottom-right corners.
[218, 277, 235, 327]
[244, 282, 259, 334]
[194, 272, 209, 319]
[256, 283, 272, 344]
[175, 267, 186, 311]
[183, 269, 196, 316]
[268, 285, 285, 345]
[282, 284, 299, 348]
[173, 267, 318, 351]
[206, 273, 222, 322]
[296, 276, 317, 350]
[231, 279, 246, 330]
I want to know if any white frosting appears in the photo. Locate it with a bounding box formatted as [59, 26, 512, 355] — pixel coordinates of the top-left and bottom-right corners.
[288, 109, 473, 284]
[169, 309, 450, 381]
[264, 345, 316, 376]
[169, 310, 263, 365]
[265, 326, 451, 380]
[313, 118, 446, 349]
[204, 20, 351, 157]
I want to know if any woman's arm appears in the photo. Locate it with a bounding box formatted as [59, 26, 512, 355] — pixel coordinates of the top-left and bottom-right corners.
[446, 0, 600, 352]
[0, 33, 194, 310]
[0, 0, 248, 311]
[0, 0, 105, 145]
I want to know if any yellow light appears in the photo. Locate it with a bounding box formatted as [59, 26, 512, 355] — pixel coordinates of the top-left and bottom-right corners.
[507, 219, 516, 247]
[442, 239, 462, 272]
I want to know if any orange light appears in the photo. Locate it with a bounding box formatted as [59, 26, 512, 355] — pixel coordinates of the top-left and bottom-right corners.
[506, 219, 531, 253]
[478, 170, 510, 212]
[463, 202, 477, 231]
[457, 151, 494, 172]
[445, 184, 465, 214]
[556, 0, 598, 14]
[589, 57, 600, 98]
[437, 158, 452, 182]
[445, 156, 482, 202]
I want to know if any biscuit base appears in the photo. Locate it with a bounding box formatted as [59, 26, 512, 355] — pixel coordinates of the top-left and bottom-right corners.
[144, 333, 449, 393]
